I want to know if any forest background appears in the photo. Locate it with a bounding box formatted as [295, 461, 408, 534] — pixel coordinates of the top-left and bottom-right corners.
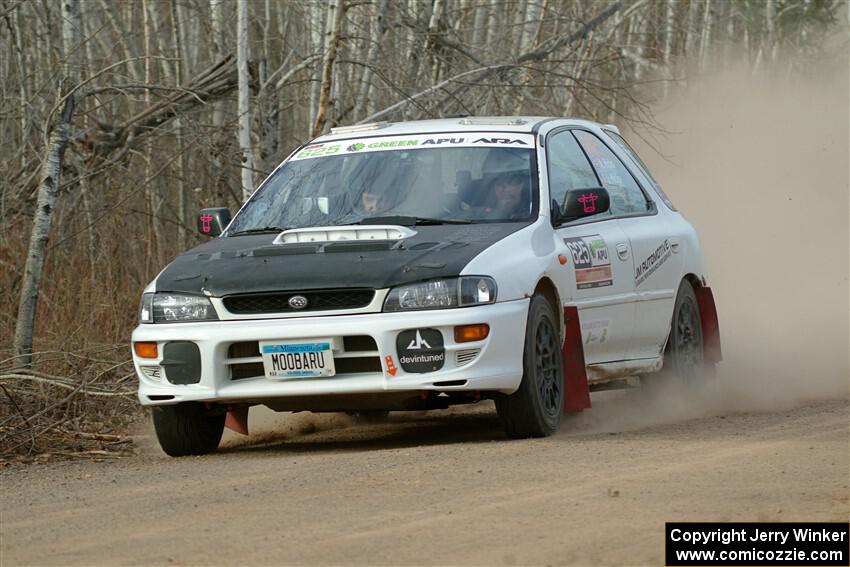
[0, 0, 846, 459]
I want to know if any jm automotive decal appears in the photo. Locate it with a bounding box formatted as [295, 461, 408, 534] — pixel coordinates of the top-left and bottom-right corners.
[564, 235, 613, 289]
[291, 133, 535, 160]
[634, 239, 672, 286]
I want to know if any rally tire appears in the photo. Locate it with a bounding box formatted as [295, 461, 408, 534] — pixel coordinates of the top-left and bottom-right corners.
[496, 294, 563, 438]
[152, 403, 225, 457]
[648, 279, 713, 389]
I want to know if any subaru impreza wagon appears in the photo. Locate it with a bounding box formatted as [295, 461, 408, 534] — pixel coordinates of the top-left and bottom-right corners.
[132, 117, 721, 456]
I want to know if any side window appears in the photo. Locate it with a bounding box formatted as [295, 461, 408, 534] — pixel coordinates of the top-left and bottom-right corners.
[604, 129, 677, 211]
[546, 130, 600, 208]
[573, 130, 651, 216]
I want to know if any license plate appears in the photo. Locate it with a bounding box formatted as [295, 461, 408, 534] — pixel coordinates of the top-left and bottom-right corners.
[260, 339, 336, 379]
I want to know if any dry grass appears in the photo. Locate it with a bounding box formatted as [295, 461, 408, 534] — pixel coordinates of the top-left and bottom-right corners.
[1, 219, 149, 463]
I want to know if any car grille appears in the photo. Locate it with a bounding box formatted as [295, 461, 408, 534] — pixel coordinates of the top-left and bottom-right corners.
[228, 336, 382, 381]
[223, 289, 375, 315]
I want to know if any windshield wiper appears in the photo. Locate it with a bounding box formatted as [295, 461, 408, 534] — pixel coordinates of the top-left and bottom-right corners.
[359, 215, 473, 226]
[228, 226, 289, 236]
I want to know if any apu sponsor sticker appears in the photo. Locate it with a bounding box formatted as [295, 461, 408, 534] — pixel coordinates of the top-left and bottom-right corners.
[564, 235, 613, 289]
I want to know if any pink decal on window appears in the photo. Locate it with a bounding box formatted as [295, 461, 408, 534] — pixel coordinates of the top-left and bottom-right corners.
[577, 193, 598, 213]
[200, 214, 213, 233]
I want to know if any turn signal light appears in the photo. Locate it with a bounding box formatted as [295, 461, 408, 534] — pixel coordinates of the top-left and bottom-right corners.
[134, 341, 158, 359]
[454, 324, 489, 343]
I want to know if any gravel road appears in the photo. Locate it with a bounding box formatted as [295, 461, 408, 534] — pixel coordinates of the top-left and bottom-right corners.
[2, 393, 847, 566]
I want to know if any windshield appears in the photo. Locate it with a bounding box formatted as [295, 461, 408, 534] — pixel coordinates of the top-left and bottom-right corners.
[227, 132, 538, 234]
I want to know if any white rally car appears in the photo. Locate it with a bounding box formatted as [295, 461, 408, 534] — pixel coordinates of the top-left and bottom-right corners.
[132, 117, 721, 456]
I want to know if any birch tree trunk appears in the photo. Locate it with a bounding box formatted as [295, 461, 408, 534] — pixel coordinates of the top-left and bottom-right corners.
[11, 7, 29, 169]
[404, 0, 430, 118]
[14, 0, 81, 367]
[519, 0, 544, 52]
[171, 0, 189, 248]
[98, 0, 143, 84]
[142, 0, 164, 267]
[684, 0, 700, 61]
[427, 0, 445, 85]
[312, 0, 345, 137]
[257, 0, 280, 175]
[237, 0, 254, 201]
[308, 3, 326, 134]
[661, 0, 674, 98]
[471, 0, 489, 49]
[210, 0, 226, 129]
[512, 0, 529, 54]
[765, 0, 777, 64]
[699, 0, 714, 71]
[354, 0, 389, 121]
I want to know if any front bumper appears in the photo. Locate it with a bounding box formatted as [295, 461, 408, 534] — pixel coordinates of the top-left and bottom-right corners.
[132, 299, 529, 406]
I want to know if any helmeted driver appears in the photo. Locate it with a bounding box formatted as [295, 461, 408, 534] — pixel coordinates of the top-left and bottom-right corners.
[352, 153, 417, 217]
[480, 149, 531, 219]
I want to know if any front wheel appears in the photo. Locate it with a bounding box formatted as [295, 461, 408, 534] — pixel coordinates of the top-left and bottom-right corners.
[152, 403, 225, 457]
[496, 295, 563, 438]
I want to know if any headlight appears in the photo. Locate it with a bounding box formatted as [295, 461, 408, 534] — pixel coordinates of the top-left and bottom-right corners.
[383, 277, 497, 312]
[139, 293, 154, 323]
[139, 293, 219, 323]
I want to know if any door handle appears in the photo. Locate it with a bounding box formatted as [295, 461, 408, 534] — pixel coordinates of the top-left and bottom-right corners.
[616, 243, 629, 261]
[670, 239, 681, 253]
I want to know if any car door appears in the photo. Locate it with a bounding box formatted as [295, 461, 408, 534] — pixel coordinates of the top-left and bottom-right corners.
[574, 129, 681, 359]
[546, 129, 636, 364]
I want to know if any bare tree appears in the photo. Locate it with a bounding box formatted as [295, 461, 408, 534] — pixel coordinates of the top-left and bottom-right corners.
[237, 0, 254, 200]
[13, 0, 82, 367]
[312, 0, 346, 137]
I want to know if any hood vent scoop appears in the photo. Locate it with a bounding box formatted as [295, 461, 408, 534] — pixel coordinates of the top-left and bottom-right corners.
[273, 225, 417, 245]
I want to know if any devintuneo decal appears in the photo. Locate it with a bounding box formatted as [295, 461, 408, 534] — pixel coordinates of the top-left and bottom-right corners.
[564, 235, 613, 289]
[634, 239, 672, 286]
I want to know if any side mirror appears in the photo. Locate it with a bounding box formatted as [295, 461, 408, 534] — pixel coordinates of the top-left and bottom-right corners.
[197, 208, 231, 237]
[550, 199, 563, 225]
[560, 187, 610, 223]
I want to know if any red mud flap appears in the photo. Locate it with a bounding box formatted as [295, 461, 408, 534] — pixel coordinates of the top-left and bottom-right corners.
[225, 406, 250, 435]
[563, 306, 591, 414]
[695, 286, 722, 364]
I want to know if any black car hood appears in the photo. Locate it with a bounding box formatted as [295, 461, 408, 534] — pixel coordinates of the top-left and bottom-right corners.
[155, 224, 526, 296]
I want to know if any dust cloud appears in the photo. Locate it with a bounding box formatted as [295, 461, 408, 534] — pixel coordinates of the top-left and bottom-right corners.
[219, 408, 355, 449]
[573, 55, 850, 433]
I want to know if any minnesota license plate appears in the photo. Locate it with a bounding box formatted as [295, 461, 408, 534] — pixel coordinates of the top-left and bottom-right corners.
[260, 339, 336, 379]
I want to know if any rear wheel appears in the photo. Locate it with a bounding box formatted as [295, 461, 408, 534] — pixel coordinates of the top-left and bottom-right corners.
[645, 279, 712, 391]
[496, 295, 563, 438]
[152, 403, 225, 457]
[666, 279, 706, 382]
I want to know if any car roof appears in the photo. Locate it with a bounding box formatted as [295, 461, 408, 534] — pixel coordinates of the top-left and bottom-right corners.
[311, 116, 607, 142]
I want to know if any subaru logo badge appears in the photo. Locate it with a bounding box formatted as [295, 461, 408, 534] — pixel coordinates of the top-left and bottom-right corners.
[288, 295, 308, 309]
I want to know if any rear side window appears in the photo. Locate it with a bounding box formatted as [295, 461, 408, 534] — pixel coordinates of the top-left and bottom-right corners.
[604, 130, 677, 211]
[573, 131, 652, 216]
